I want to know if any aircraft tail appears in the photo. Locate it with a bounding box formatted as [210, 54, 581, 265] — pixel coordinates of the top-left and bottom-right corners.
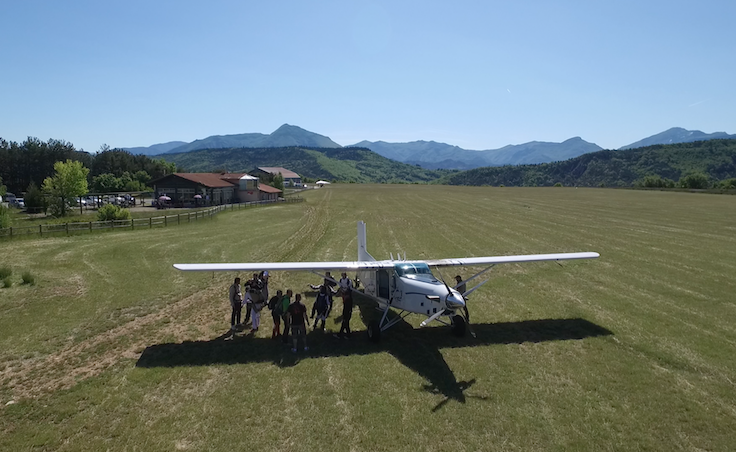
[357, 221, 376, 262]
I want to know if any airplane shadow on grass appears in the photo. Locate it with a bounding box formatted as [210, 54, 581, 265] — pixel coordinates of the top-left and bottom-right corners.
[137, 296, 612, 411]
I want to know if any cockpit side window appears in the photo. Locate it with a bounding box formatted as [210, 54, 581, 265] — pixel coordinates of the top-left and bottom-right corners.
[394, 263, 433, 277]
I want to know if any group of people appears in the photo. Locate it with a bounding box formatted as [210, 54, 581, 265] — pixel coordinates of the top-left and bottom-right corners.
[228, 271, 355, 353]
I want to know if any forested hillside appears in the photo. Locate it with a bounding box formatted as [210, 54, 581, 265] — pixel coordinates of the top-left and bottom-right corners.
[439, 139, 736, 187]
[159, 146, 453, 183]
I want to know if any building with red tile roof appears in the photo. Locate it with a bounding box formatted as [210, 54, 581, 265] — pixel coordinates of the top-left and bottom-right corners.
[151, 172, 282, 206]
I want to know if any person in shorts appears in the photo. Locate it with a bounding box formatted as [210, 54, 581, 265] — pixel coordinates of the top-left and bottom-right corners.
[288, 293, 310, 353]
[268, 289, 284, 338]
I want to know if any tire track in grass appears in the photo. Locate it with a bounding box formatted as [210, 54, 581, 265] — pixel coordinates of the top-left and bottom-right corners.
[0, 284, 225, 400]
[1, 203, 315, 401]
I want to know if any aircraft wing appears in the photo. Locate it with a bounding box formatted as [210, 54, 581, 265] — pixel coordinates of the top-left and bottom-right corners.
[173, 261, 394, 272]
[173, 252, 598, 272]
[423, 252, 599, 267]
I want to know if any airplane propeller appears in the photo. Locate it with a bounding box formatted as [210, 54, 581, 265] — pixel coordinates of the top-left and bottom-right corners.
[433, 267, 476, 338]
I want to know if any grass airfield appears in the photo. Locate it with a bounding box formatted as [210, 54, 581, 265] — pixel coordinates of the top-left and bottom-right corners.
[1, 184, 736, 451]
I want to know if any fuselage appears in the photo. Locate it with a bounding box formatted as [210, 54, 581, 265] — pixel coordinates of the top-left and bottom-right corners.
[358, 262, 465, 317]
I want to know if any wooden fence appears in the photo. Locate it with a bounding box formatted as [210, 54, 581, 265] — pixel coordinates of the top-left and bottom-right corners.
[0, 197, 303, 240]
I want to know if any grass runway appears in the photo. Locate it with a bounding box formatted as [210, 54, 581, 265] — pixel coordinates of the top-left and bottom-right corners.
[1, 185, 735, 451]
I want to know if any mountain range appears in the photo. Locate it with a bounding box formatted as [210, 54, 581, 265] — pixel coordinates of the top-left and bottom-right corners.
[123, 124, 734, 170]
[618, 127, 736, 150]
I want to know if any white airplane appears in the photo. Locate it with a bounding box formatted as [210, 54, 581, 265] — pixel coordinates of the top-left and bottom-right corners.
[174, 221, 599, 341]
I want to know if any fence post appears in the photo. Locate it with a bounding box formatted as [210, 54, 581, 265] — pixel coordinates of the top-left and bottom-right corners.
[9, 227, 12, 237]
[165, 215, 167, 227]
[177, 214, 180, 224]
[66, 223, 69, 236]
[110, 220, 113, 230]
[131, 218, 134, 230]
[149, 217, 152, 228]
[40, 224, 42, 237]
[89, 221, 92, 232]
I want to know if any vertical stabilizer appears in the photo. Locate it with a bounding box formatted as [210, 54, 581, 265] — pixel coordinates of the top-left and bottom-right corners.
[357, 221, 376, 261]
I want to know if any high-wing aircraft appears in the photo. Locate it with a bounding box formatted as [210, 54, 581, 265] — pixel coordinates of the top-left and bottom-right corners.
[174, 221, 599, 342]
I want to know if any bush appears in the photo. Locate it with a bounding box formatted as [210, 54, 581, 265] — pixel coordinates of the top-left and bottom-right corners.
[2, 277, 12, 288]
[716, 178, 736, 189]
[638, 175, 675, 188]
[554, 182, 563, 187]
[0, 205, 10, 229]
[21, 271, 35, 285]
[0, 266, 11, 279]
[97, 204, 131, 221]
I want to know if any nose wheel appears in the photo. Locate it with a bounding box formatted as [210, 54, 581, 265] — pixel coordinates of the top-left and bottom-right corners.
[451, 315, 466, 337]
[368, 320, 382, 342]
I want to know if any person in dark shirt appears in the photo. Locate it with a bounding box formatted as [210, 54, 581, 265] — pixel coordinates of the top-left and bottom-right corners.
[288, 293, 310, 353]
[268, 289, 284, 339]
[309, 272, 337, 306]
[311, 285, 331, 331]
[455, 275, 469, 322]
[335, 275, 354, 339]
[228, 277, 242, 331]
[281, 289, 292, 344]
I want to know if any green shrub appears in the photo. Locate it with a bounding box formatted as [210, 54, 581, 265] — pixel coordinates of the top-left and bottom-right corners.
[21, 271, 35, 285]
[2, 277, 12, 288]
[0, 266, 11, 279]
[97, 204, 131, 221]
[554, 182, 563, 187]
[678, 172, 710, 189]
[0, 204, 10, 229]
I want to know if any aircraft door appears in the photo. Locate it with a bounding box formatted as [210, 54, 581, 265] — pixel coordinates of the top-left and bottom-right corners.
[377, 270, 390, 299]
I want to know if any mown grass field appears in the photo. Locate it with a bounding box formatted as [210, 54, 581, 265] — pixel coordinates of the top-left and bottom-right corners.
[1, 185, 735, 451]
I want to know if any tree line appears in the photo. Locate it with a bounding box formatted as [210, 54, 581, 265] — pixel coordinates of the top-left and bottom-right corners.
[0, 138, 178, 195]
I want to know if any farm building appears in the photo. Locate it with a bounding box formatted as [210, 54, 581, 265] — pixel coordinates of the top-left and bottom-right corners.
[250, 167, 302, 187]
[151, 173, 282, 206]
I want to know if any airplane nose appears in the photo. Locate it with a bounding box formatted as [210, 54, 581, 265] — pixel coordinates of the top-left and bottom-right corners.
[446, 294, 465, 310]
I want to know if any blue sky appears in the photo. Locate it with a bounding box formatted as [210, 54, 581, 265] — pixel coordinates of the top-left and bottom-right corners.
[1, 0, 734, 152]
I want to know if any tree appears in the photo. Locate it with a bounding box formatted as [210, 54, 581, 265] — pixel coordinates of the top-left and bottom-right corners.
[0, 175, 6, 198]
[42, 160, 89, 217]
[24, 182, 48, 214]
[92, 173, 122, 193]
[272, 172, 285, 191]
[678, 172, 710, 189]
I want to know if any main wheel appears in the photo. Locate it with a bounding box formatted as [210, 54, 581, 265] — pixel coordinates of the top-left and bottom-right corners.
[368, 320, 381, 343]
[451, 315, 466, 337]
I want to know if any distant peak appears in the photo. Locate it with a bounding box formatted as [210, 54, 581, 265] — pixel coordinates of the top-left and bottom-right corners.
[273, 123, 303, 133]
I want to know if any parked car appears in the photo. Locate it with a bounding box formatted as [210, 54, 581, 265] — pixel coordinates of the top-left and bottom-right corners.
[16, 198, 25, 208]
[5, 192, 17, 206]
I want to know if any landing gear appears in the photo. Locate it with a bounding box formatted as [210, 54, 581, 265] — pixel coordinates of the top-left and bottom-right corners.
[451, 315, 466, 337]
[368, 320, 381, 343]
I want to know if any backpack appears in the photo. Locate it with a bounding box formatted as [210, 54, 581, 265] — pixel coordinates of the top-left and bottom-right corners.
[268, 296, 279, 311]
[273, 297, 285, 316]
[314, 293, 329, 313]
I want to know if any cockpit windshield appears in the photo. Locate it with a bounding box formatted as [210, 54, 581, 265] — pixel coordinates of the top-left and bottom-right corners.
[394, 263, 439, 282]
